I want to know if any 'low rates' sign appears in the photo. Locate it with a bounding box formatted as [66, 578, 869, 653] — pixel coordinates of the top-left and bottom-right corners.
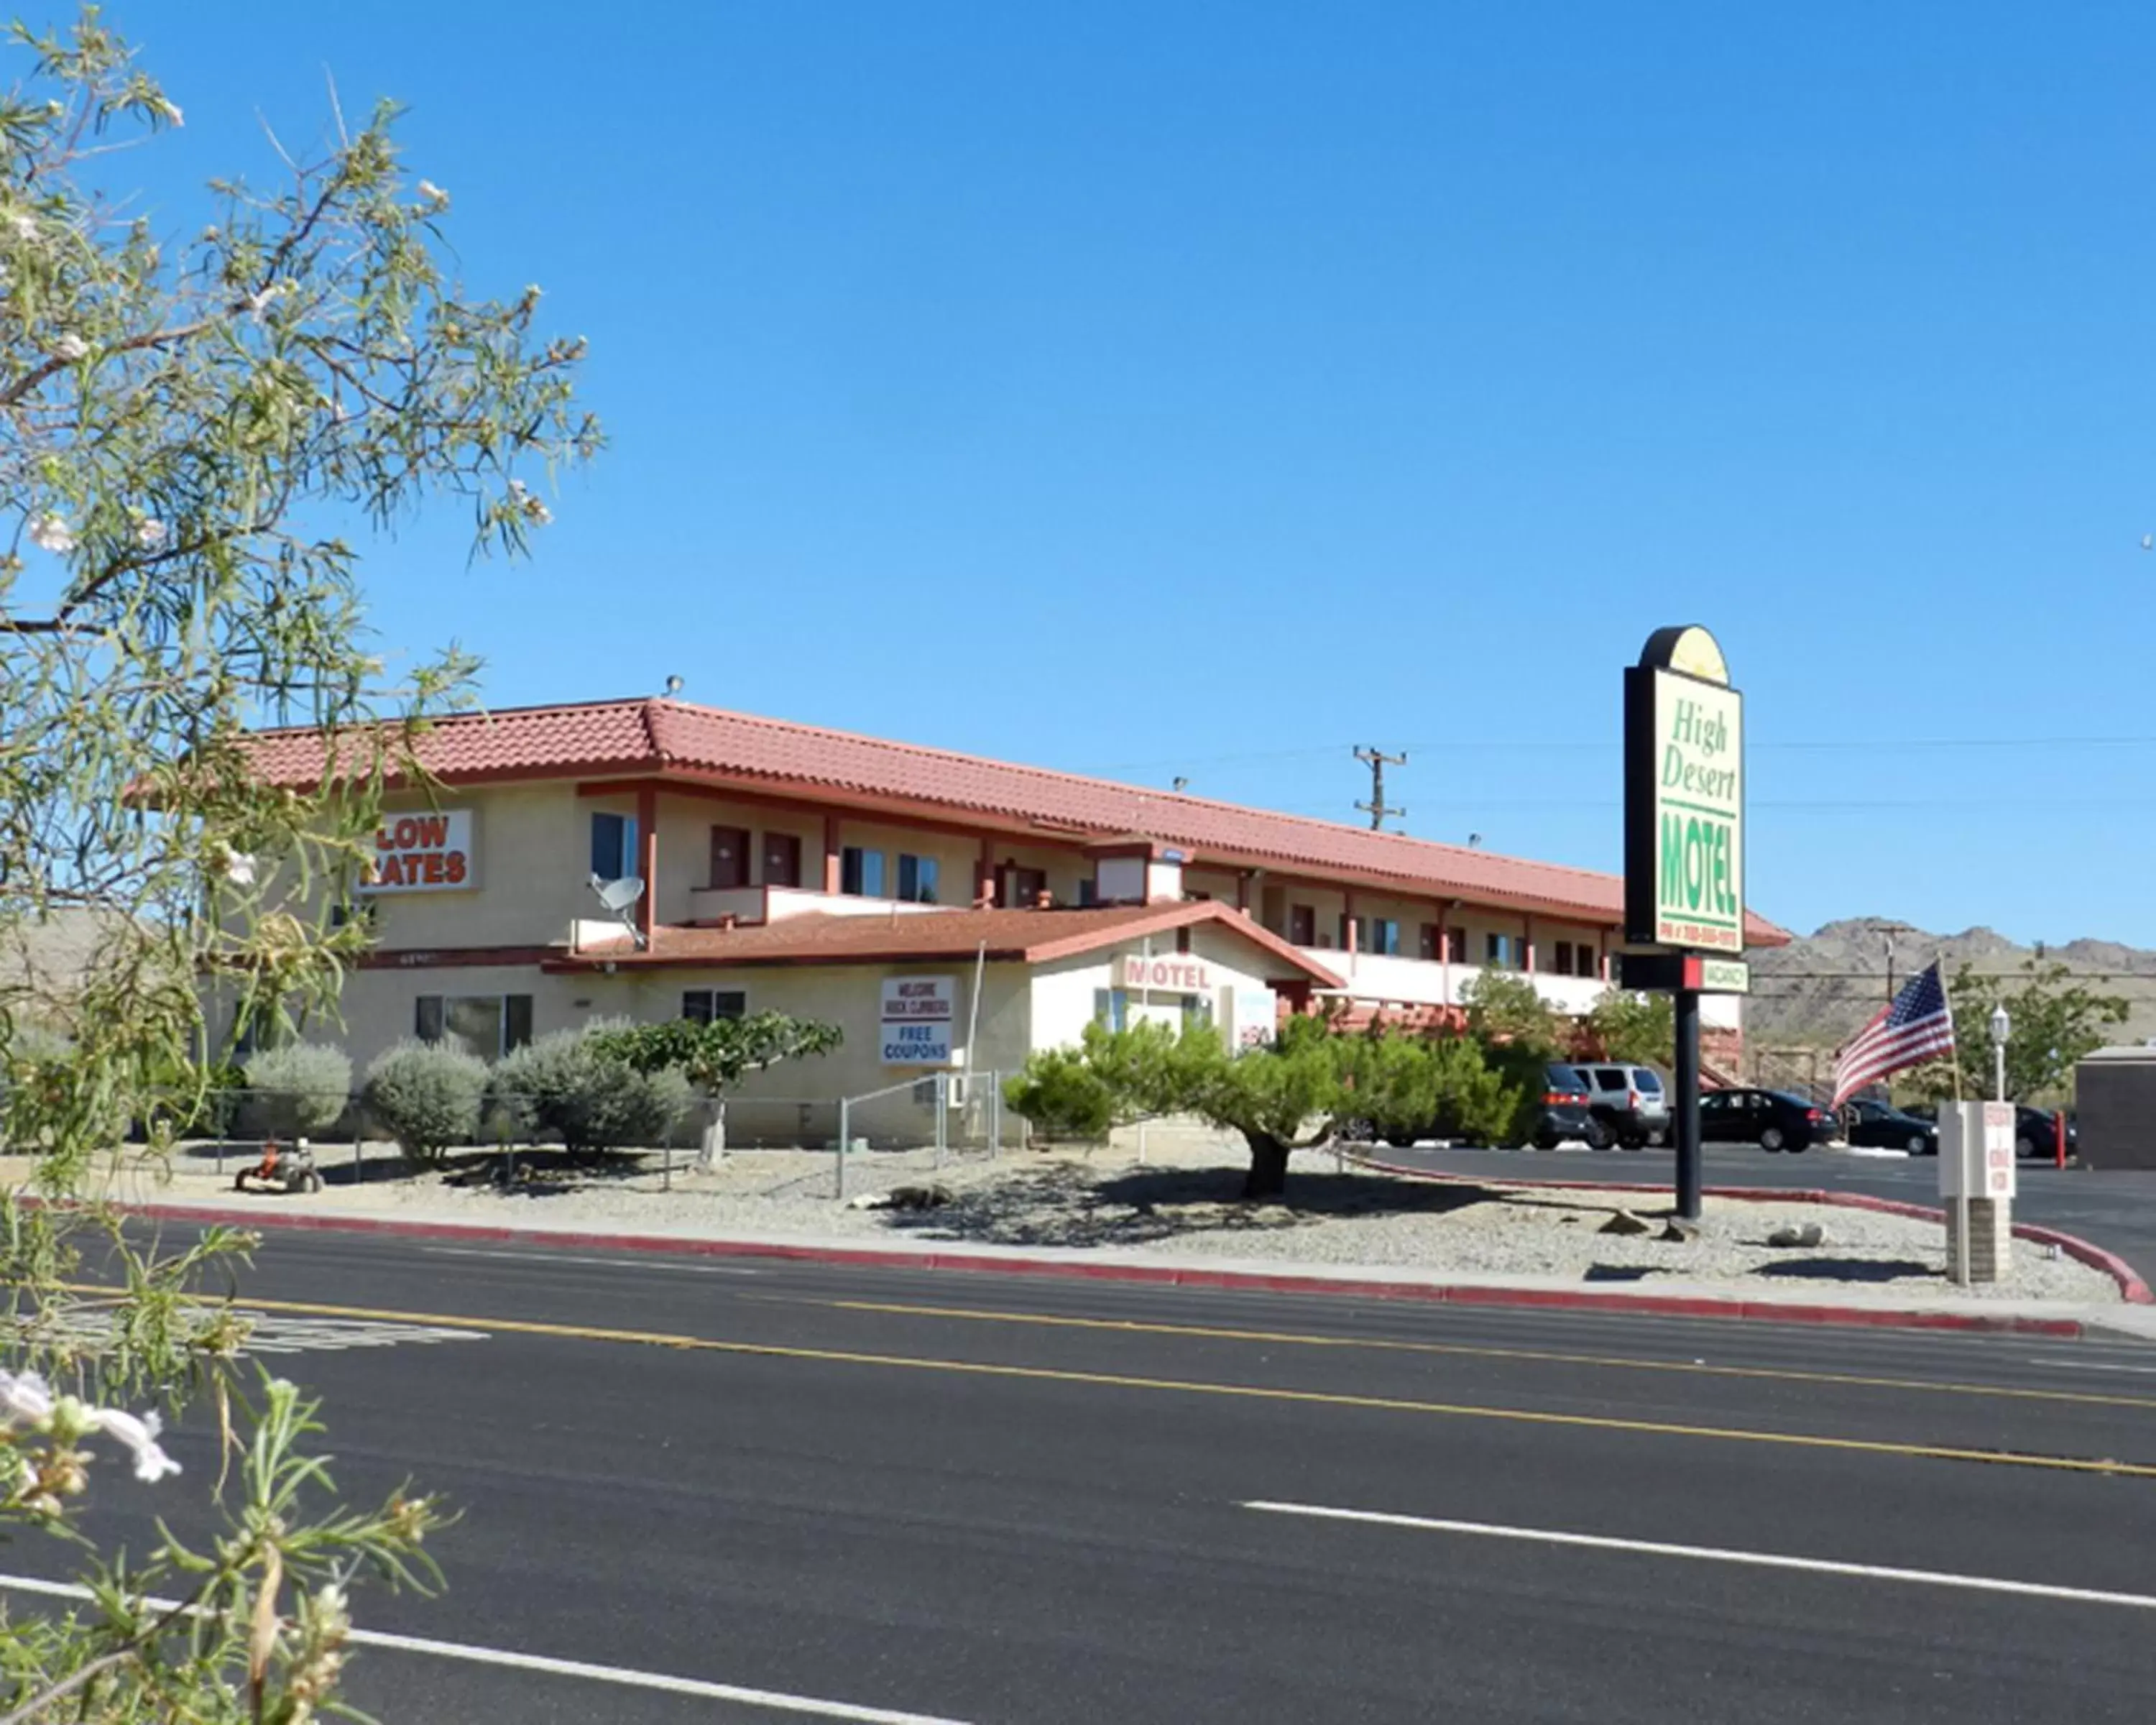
[1626, 627, 1745, 957]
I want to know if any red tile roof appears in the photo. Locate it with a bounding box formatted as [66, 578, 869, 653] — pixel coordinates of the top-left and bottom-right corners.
[547, 900, 1345, 982]
[244, 696, 1789, 944]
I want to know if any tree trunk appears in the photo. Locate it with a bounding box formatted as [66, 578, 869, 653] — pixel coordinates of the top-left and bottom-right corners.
[1242, 1132, 1291, 1200]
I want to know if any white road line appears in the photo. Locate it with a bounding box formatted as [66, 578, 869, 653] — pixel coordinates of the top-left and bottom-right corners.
[1241, 1501, 2156, 1611]
[0, 1573, 972, 1724]
[2020, 1358, 2156, 1376]
[418, 1245, 763, 1274]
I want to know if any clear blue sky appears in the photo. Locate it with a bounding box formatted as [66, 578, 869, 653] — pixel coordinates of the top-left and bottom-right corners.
[104, 1, 2156, 945]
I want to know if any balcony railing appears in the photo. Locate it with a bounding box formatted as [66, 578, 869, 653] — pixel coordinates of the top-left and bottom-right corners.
[1299, 948, 1607, 1016]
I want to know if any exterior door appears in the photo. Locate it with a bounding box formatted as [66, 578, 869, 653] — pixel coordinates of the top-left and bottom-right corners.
[763, 832, 802, 888]
[709, 826, 750, 889]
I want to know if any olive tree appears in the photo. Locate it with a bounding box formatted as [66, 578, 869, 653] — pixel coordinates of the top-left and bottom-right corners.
[0, 11, 594, 1715]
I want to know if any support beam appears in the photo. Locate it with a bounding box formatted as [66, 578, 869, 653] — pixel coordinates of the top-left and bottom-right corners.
[822, 813, 842, 896]
[1522, 913, 1535, 975]
[975, 836, 995, 908]
[634, 781, 658, 947]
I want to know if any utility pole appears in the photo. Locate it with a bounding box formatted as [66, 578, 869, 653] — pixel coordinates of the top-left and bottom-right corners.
[1354, 745, 1407, 831]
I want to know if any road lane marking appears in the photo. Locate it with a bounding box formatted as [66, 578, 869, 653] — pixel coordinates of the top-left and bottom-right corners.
[792, 1297, 2156, 1411]
[0, 1573, 975, 1723]
[1241, 1501, 2156, 1611]
[2022, 1359, 2156, 1376]
[61, 1284, 2156, 1478]
[418, 1246, 763, 1274]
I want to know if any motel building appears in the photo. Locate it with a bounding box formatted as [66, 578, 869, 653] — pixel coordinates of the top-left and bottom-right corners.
[230, 696, 1787, 1138]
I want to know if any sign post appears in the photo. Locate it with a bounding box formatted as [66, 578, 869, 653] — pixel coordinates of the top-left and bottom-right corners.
[1623, 625, 1745, 1223]
[1938, 1100, 2016, 1284]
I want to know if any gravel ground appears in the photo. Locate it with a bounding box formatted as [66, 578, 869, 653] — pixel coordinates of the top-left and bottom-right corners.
[20, 1136, 2122, 1303]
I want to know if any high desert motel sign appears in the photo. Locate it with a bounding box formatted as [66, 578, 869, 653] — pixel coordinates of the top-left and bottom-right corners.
[1625, 627, 1744, 957]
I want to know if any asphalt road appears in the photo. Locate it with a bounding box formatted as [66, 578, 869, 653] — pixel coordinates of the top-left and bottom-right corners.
[1373, 1140, 2156, 1282]
[26, 1227, 2156, 1723]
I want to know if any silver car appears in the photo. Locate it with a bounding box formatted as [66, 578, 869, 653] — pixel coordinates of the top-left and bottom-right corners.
[1577, 1064, 1670, 1149]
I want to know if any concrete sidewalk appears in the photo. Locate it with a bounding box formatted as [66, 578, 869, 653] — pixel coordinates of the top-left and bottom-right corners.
[78, 1189, 2156, 1343]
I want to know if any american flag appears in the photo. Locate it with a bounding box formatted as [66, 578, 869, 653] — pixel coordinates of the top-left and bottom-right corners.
[1832, 961, 1957, 1108]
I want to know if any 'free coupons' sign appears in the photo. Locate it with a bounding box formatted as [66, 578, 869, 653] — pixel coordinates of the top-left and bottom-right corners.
[880, 975, 956, 1066]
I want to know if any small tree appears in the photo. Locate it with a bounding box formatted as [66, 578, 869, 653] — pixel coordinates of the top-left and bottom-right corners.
[364, 1039, 488, 1163]
[492, 1024, 693, 1157]
[1909, 960, 2131, 1103]
[1585, 989, 1674, 1068]
[1009, 1015, 1367, 1198]
[1425, 1034, 1521, 1145]
[1460, 970, 1565, 1056]
[240, 1041, 351, 1138]
[587, 1011, 842, 1164]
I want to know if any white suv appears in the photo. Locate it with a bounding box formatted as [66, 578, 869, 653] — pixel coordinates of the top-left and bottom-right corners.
[1577, 1064, 1670, 1149]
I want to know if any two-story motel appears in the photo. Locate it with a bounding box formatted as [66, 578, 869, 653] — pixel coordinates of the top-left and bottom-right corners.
[231, 696, 1787, 1117]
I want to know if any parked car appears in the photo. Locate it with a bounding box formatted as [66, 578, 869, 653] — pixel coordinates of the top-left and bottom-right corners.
[2014, 1105, 2077, 1159]
[1700, 1087, 1838, 1151]
[1575, 1063, 1669, 1149]
[1533, 1062, 1611, 1151]
[1842, 1098, 1938, 1155]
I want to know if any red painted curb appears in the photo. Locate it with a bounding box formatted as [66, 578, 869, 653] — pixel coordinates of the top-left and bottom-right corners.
[1345, 1151, 2156, 1306]
[63, 1195, 2091, 1338]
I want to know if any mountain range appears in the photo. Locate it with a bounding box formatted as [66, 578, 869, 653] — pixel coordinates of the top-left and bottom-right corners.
[1746, 918, 2156, 1050]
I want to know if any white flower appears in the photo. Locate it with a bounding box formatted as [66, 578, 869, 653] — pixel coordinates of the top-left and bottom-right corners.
[416, 179, 449, 208]
[0, 1371, 54, 1425]
[134, 517, 168, 550]
[50, 332, 87, 362]
[221, 850, 258, 887]
[86, 1406, 180, 1484]
[27, 514, 75, 554]
[9, 211, 36, 243]
[160, 98, 183, 127]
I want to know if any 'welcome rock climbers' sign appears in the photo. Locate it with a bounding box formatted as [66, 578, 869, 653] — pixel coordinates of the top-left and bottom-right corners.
[1624, 627, 1744, 956]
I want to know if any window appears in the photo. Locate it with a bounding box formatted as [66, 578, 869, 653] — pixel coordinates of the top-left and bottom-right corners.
[1289, 905, 1316, 946]
[415, 994, 533, 1059]
[998, 865, 1046, 908]
[1419, 923, 1439, 961]
[1553, 941, 1573, 977]
[1076, 877, 1098, 908]
[1176, 924, 1192, 954]
[1577, 942, 1597, 978]
[590, 811, 637, 882]
[1366, 919, 1401, 957]
[1486, 932, 1517, 970]
[1181, 993, 1213, 1031]
[1092, 988, 1129, 1031]
[897, 853, 941, 904]
[682, 989, 747, 1024]
[708, 826, 750, 890]
[762, 832, 802, 888]
[1447, 926, 1466, 963]
[841, 847, 885, 897]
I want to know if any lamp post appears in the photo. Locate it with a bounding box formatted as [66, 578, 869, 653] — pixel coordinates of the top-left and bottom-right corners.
[1989, 1003, 2011, 1103]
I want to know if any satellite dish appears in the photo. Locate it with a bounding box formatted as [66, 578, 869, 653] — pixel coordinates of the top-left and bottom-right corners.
[586, 872, 648, 949]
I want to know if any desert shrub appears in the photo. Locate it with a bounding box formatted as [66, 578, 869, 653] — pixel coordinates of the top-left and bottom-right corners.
[491, 1022, 692, 1154]
[239, 1042, 352, 1139]
[364, 1041, 490, 1164]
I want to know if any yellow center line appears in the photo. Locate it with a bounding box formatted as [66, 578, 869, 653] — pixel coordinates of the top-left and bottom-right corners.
[63, 1284, 2156, 1480]
[791, 1297, 2156, 1413]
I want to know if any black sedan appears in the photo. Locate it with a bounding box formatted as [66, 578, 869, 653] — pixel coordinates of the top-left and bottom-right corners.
[1700, 1087, 1839, 1151]
[1841, 1098, 1938, 1155]
[2015, 1105, 2077, 1159]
